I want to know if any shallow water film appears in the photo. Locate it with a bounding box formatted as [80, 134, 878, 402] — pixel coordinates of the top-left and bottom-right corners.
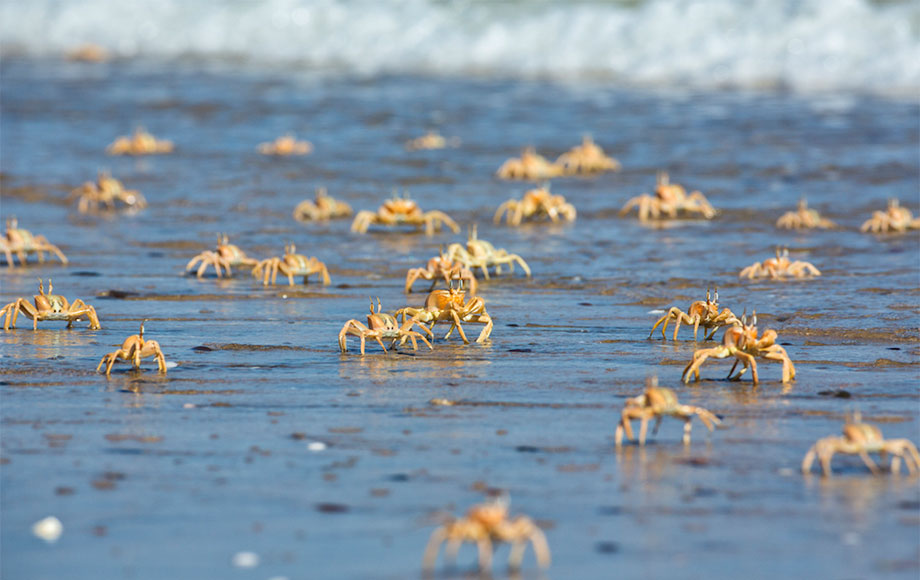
[2, 55, 919, 580]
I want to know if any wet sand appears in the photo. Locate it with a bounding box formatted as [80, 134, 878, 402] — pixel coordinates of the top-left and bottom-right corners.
[1, 58, 919, 579]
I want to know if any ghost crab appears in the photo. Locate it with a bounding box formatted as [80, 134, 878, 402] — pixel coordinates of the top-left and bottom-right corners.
[396, 284, 492, 344]
[739, 248, 821, 280]
[293, 187, 353, 222]
[496, 147, 564, 180]
[257, 134, 313, 156]
[619, 171, 716, 222]
[253, 244, 331, 286]
[351, 192, 459, 235]
[649, 288, 740, 341]
[0, 279, 100, 331]
[682, 312, 796, 384]
[338, 298, 434, 355]
[97, 320, 168, 375]
[493, 185, 576, 226]
[185, 234, 259, 278]
[423, 493, 551, 573]
[70, 171, 147, 214]
[446, 225, 531, 281]
[860, 199, 920, 234]
[106, 127, 173, 155]
[615, 376, 721, 446]
[802, 413, 920, 477]
[405, 250, 478, 296]
[776, 198, 836, 230]
[555, 135, 621, 175]
[2, 218, 68, 268]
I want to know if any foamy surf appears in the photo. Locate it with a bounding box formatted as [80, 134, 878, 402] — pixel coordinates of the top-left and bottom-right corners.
[2, 0, 918, 95]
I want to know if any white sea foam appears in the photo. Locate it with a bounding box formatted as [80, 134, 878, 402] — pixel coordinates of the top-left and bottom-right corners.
[2, 0, 918, 94]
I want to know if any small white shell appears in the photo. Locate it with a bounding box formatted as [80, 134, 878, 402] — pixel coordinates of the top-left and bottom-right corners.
[32, 516, 63, 543]
[231, 551, 260, 568]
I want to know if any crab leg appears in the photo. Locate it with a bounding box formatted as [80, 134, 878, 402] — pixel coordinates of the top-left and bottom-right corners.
[615, 415, 632, 446]
[421, 527, 448, 571]
[14, 299, 41, 330]
[638, 416, 651, 445]
[447, 310, 469, 343]
[476, 536, 493, 571]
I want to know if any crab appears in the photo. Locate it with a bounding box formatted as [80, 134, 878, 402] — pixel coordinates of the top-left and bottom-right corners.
[555, 135, 621, 175]
[682, 312, 796, 384]
[615, 377, 721, 446]
[338, 298, 434, 355]
[493, 185, 576, 226]
[446, 225, 531, 280]
[802, 413, 920, 477]
[106, 127, 174, 155]
[775, 198, 836, 230]
[350, 193, 460, 235]
[257, 134, 313, 156]
[252, 244, 331, 286]
[405, 131, 460, 151]
[2, 218, 68, 268]
[66, 44, 109, 62]
[496, 147, 564, 180]
[69, 171, 147, 214]
[293, 187, 353, 222]
[860, 199, 920, 234]
[739, 248, 820, 280]
[396, 285, 492, 344]
[185, 234, 259, 278]
[97, 320, 168, 375]
[422, 494, 551, 573]
[649, 288, 740, 341]
[619, 171, 716, 222]
[405, 250, 478, 296]
[0, 279, 100, 331]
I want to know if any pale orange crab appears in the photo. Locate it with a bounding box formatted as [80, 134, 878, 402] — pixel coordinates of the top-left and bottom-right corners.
[445, 225, 531, 280]
[682, 312, 796, 384]
[66, 44, 109, 62]
[405, 131, 460, 151]
[257, 134, 313, 156]
[493, 184, 576, 226]
[2, 218, 68, 268]
[397, 284, 492, 344]
[252, 244, 331, 286]
[106, 127, 173, 155]
[338, 298, 433, 355]
[496, 147, 564, 180]
[619, 171, 716, 222]
[802, 413, 920, 477]
[649, 288, 740, 341]
[69, 171, 147, 214]
[775, 198, 836, 230]
[97, 320, 168, 375]
[555, 135, 621, 175]
[292, 187, 353, 222]
[615, 376, 721, 446]
[423, 493, 551, 573]
[185, 234, 259, 279]
[350, 192, 460, 235]
[405, 250, 478, 296]
[860, 199, 920, 234]
[0, 278, 100, 331]
[739, 248, 820, 280]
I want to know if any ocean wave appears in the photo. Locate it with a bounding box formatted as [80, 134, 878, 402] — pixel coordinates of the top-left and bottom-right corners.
[2, 0, 919, 94]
